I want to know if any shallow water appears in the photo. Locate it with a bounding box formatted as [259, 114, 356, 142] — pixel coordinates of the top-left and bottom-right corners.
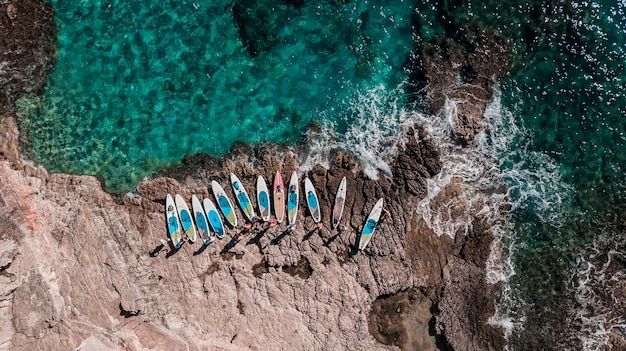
[20, 0, 626, 349]
[21, 0, 415, 192]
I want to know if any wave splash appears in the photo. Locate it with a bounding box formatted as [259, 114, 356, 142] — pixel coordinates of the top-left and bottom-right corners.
[571, 234, 626, 351]
[301, 83, 620, 349]
[414, 87, 571, 341]
[301, 84, 418, 179]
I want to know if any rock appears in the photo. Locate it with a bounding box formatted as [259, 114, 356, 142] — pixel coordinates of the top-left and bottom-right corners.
[0, 1, 515, 350]
[436, 255, 506, 351]
[0, 124, 478, 350]
[392, 126, 442, 198]
[368, 288, 436, 351]
[0, 0, 56, 112]
[0, 115, 20, 165]
[419, 25, 510, 146]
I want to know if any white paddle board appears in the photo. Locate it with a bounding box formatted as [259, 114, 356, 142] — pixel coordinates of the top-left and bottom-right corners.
[287, 171, 299, 225]
[192, 194, 213, 245]
[212, 180, 237, 227]
[332, 177, 347, 229]
[175, 194, 197, 243]
[230, 173, 256, 222]
[257, 175, 271, 222]
[203, 197, 226, 239]
[304, 177, 321, 223]
[359, 198, 384, 250]
[165, 194, 183, 248]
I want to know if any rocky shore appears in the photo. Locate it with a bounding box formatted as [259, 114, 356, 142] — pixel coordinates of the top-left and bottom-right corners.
[1, 1, 512, 350]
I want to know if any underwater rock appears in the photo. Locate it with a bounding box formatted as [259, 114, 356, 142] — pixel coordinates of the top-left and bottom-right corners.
[0, 0, 56, 112]
[231, 0, 301, 57]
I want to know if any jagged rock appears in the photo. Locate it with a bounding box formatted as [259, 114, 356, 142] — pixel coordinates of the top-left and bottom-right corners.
[368, 288, 436, 351]
[0, 115, 20, 164]
[0, 147, 415, 350]
[0, 122, 482, 351]
[421, 25, 510, 146]
[392, 126, 442, 198]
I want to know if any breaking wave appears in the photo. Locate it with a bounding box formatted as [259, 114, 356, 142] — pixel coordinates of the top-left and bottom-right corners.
[301, 84, 418, 179]
[414, 87, 571, 341]
[301, 82, 620, 350]
[570, 234, 626, 350]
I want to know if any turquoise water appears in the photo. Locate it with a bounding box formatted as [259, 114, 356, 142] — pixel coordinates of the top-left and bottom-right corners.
[20, 0, 626, 349]
[21, 0, 415, 192]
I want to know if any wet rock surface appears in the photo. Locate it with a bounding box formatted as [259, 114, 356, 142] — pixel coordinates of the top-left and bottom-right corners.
[417, 25, 510, 146]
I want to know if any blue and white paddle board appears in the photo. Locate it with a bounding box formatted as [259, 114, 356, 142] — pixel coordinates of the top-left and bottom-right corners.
[230, 173, 256, 222]
[212, 180, 237, 227]
[257, 175, 271, 222]
[203, 197, 226, 239]
[304, 177, 321, 223]
[165, 194, 183, 248]
[192, 194, 213, 245]
[359, 198, 384, 250]
[287, 171, 299, 225]
[175, 194, 197, 243]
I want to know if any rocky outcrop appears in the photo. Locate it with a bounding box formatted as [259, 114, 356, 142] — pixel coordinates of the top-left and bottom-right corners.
[420, 26, 510, 146]
[1, 121, 509, 350]
[0, 1, 510, 350]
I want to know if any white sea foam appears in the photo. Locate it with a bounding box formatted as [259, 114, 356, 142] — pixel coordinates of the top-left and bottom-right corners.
[301, 84, 418, 178]
[413, 87, 574, 343]
[303, 82, 581, 347]
[571, 238, 626, 351]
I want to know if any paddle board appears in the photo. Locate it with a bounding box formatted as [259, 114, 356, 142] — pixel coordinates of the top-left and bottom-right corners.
[203, 197, 226, 239]
[257, 175, 271, 222]
[165, 194, 183, 248]
[175, 194, 197, 243]
[287, 171, 299, 225]
[192, 195, 213, 245]
[304, 177, 321, 223]
[230, 173, 256, 222]
[359, 198, 384, 250]
[273, 170, 285, 223]
[332, 177, 347, 229]
[211, 180, 237, 227]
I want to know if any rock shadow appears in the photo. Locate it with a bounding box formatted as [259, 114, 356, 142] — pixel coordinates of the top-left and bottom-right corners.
[282, 257, 312, 279]
[193, 241, 212, 256]
[270, 229, 292, 246]
[149, 244, 165, 257]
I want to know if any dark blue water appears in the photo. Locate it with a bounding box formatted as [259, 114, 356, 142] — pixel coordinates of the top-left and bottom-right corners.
[19, 0, 626, 349]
